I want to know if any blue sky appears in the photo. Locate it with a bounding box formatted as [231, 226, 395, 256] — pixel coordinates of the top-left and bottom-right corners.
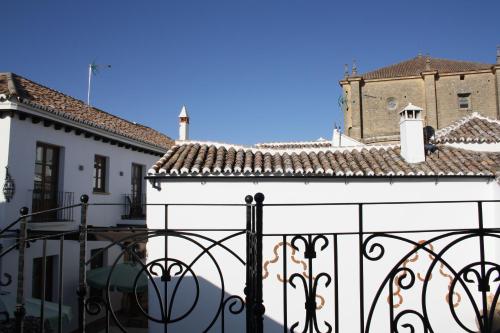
[3, 0, 499, 145]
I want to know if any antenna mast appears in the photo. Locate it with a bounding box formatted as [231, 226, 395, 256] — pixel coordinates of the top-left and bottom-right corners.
[87, 64, 92, 106]
[87, 61, 111, 107]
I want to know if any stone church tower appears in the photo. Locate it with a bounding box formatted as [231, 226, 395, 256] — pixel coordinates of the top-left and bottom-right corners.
[339, 49, 500, 144]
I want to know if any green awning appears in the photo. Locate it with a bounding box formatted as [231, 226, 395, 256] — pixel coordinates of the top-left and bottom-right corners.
[0, 292, 72, 328]
[86, 262, 148, 293]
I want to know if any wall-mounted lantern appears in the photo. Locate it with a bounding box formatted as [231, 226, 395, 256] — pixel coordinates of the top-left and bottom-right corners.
[2, 167, 15, 202]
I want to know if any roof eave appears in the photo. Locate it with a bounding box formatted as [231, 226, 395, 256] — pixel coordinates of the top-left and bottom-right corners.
[4, 99, 169, 154]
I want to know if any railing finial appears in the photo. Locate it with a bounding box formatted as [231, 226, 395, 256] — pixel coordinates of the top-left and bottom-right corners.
[254, 193, 265, 203]
[245, 195, 253, 204]
[80, 194, 89, 203]
[19, 207, 29, 216]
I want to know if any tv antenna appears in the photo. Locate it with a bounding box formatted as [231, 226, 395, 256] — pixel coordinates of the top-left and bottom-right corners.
[87, 61, 111, 106]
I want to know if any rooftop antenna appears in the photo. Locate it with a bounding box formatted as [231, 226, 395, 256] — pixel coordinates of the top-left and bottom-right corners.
[87, 61, 111, 106]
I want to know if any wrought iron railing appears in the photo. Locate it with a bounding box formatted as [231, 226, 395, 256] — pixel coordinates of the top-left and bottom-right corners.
[29, 187, 74, 222]
[0, 195, 498, 332]
[121, 193, 146, 219]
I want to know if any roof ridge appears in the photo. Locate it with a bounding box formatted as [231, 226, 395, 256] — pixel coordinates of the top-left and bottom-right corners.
[176, 140, 249, 149]
[166, 142, 397, 155]
[434, 112, 500, 139]
[432, 112, 500, 144]
[3, 72, 19, 97]
[255, 139, 330, 146]
[359, 56, 493, 80]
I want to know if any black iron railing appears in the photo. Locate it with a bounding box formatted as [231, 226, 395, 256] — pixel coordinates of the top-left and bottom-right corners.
[0, 195, 499, 332]
[121, 193, 146, 219]
[30, 187, 74, 222]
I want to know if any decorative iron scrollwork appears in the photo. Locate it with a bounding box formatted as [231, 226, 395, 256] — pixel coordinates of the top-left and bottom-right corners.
[364, 231, 500, 333]
[289, 235, 333, 333]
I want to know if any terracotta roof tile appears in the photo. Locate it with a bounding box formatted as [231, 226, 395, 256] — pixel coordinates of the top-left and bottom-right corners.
[433, 113, 500, 144]
[0, 73, 173, 150]
[360, 56, 492, 80]
[262, 153, 272, 173]
[149, 144, 500, 178]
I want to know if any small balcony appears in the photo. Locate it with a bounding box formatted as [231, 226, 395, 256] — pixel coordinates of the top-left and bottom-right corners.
[121, 193, 146, 220]
[30, 187, 75, 222]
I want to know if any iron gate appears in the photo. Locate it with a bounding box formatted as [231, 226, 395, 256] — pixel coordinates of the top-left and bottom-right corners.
[0, 194, 499, 332]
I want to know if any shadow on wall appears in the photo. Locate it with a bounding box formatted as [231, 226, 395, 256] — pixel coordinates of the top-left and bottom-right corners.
[147, 275, 284, 333]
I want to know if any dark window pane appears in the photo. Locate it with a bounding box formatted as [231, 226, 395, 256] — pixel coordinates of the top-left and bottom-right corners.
[32, 143, 60, 220]
[93, 155, 107, 192]
[32, 256, 55, 301]
[46, 149, 53, 164]
[90, 249, 105, 297]
[36, 147, 43, 162]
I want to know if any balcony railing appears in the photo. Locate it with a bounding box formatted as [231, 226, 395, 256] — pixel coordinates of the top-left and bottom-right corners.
[1, 195, 499, 332]
[30, 188, 75, 222]
[121, 193, 146, 219]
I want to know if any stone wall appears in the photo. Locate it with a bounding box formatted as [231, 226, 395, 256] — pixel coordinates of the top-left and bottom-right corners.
[435, 72, 498, 126]
[341, 70, 500, 143]
[359, 77, 425, 138]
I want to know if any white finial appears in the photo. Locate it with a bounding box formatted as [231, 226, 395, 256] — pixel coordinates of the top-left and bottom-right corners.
[178, 105, 189, 141]
[352, 60, 358, 76]
[179, 105, 189, 118]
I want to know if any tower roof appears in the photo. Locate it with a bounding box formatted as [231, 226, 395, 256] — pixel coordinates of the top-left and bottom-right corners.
[360, 56, 493, 80]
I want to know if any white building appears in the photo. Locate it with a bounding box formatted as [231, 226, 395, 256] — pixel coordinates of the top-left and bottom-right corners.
[0, 72, 173, 330]
[145, 104, 500, 332]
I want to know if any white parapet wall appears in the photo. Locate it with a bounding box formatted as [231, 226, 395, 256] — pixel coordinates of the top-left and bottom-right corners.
[146, 177, 500, 332]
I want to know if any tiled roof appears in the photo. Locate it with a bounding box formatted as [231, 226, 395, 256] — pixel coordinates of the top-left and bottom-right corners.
[0, 73, 174, 150]
[433, 113, 500, 144]
[360, 56, 493, 80]
[149, 143, 500, 177]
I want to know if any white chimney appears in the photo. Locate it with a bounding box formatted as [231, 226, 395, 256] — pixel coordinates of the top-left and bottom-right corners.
[332, 127, 342, 147]
[399, 103, 425, 163]
[178, 105, 189, 141]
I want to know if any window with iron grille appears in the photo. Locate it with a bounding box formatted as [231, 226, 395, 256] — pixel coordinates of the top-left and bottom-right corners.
[93, 155, 107, 192]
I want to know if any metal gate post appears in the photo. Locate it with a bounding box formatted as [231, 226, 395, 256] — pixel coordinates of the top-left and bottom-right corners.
[15, 207, 29, 333]
[244, 195, 253, 333]
[254, 192, 265, 333]
[77, 195, 89, 333]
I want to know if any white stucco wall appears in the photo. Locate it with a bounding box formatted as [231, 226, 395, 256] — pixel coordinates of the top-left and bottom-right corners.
[146, 177, 500, 332]
[2, 115, 159, 227]
[0, 112, 164, 331]
[0, 116, 12, 227]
